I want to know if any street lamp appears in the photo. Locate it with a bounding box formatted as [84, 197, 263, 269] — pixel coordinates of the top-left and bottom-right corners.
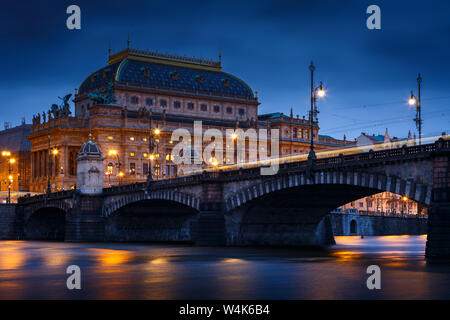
[401, 196, 408, 215]
[118, 171, 124, 184]
[105, 171, 112, 187]
[147, 116, 161, 182]
[108, 149, 122, 185]
[2, 152, 15, 204]
[408, 73, 422, 145]
[308, 61, 326, 160]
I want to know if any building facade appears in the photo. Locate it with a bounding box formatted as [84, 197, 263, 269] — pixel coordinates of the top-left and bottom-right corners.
[0, 123, 32, 201]
[24, 47, 353, 192]
[338, 191, 428, 216]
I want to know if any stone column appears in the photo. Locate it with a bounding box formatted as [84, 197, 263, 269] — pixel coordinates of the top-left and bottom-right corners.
[193, 172, 226, 246]
[426, 148, 450, 262]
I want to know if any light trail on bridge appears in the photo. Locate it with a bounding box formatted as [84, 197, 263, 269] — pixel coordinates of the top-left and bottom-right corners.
[184, 135, 449, 175]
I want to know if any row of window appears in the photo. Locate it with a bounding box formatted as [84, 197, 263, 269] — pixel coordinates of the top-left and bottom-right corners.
[106, 162, 177, 176]
[129, 96, 246, 115]
[291, 128, 310, 139]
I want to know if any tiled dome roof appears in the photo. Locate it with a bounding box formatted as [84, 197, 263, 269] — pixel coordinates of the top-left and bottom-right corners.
[79, 134, 101, 155]
[77, 49, 255, 100]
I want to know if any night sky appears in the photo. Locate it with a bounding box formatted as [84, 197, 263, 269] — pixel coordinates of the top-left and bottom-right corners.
[1, 0, 449, 140]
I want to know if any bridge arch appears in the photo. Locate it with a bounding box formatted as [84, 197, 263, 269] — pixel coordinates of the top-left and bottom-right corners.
[224, 170, 432, 212]
[103, 190, 201, 242]
[24, 206, 67, 240]
[102, 190, 200, 218]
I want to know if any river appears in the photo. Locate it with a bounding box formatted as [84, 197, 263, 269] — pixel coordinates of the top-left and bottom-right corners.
[1, 235, 450, 299]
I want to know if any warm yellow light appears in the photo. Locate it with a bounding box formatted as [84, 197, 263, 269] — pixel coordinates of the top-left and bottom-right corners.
[317, 89, 325, 98]
[408, 97, 416, 106]
[154, 129, 160, 135]
[209, 157, 219, 167]
[118, 172, 124, 177]
[9, 158, 15, 164]
[108, 149, 118, 156]
[231, 133, 238, 140]
[2, 151, 11, 157]
[402, 196, 408, 202]
[149, 154, 155, 160]
[52, 149, 58, 155]
[8, 175, 13, 181]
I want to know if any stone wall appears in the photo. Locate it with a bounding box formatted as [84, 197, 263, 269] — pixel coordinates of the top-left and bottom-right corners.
[330, 213, 427, 236]
[0, 204, 17, 239]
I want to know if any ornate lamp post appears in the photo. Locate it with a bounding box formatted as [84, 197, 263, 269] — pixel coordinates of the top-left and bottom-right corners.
[45, 135, 59, 195]
[108, 149, 122, 185]
[2, 151, 15, 203]
[408, 73, 423, 145]
[146, 108, 160, 183]
[308, 61, 326, 160]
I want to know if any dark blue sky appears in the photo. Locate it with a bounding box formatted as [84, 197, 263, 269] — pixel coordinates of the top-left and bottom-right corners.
[1, 0, 449, 140]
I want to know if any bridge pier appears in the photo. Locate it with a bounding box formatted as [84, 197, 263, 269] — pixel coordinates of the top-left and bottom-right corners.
[426, 151, 450, 262]
[192, 203, 226, 246]
[225, 205, 335, 247]
[192, 176, 226, 246]
[65, 194, 105, 242]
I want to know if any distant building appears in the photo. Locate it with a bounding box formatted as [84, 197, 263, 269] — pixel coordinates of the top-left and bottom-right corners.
[258, 110, 355, 156]
[0, 123, 32, 199]
[356, 128, 416, 148]
[338, 191, 427, 216]
[24, 47, 355, 192]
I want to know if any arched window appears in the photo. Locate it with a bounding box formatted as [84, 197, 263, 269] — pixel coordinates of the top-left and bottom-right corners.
[350, 220, 357, 234]
[107, 163, 113, 174]
[131, 96, 139, 104]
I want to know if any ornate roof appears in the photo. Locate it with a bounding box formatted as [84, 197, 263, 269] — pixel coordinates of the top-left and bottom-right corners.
[78, 134, 101, 155]
[77, 48, 255, 101]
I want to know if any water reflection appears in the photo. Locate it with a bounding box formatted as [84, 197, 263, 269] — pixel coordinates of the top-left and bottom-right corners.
[0, 236, 450, 299]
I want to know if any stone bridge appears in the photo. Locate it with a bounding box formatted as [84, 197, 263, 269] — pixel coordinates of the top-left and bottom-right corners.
[14, 138, 450, 261]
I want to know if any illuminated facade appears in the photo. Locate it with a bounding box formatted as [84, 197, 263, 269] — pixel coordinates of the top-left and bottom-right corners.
[0, 124, 31, 201]
[24, 47, 354, 192]
[338, 191, 427, 216]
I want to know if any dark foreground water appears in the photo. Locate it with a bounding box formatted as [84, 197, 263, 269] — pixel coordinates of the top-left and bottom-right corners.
[1, 235, 450, 299]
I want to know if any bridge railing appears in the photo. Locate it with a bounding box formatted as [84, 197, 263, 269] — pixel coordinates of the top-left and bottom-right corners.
[18, 138, 449, 200]
[17, 189, 75, 204]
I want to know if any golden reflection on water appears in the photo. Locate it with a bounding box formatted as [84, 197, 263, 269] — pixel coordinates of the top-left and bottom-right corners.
[0, 236, 439, 299]
[0, 241, 26, 270]
[89, 248, 132, 266]
[331, 250, 362, 262]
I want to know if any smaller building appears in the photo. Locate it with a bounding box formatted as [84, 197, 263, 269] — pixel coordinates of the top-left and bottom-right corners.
[258, 110, 355, 156]
[337, 191, 428, 217]
[0, 123, 31, 200]
[356, 128, 416, 148]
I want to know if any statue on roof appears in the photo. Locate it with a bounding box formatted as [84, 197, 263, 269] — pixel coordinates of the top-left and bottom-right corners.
[50, 104, 60, 119]
[88, 81, 115, 105]
[58, 94, 72, 116]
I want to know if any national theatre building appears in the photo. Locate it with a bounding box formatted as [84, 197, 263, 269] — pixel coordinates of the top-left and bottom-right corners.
[26, 47, 353, 193]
